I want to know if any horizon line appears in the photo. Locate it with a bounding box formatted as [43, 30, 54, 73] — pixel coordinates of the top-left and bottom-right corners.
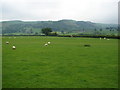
[0, 19, 117, 24]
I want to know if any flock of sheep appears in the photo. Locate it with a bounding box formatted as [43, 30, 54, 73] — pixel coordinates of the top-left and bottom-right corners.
[6, 40, 51, 50]
[6, 41, 16, 50]
[44, 42, 51, 46]
[99, 37, 110, 40]
[5, 37, 110, 50]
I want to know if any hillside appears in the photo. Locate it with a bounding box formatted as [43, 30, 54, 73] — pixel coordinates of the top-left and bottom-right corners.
[1, 19, 117, 35]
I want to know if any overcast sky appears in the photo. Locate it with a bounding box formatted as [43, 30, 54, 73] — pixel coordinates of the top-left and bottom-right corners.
[1, 0, 119, 24]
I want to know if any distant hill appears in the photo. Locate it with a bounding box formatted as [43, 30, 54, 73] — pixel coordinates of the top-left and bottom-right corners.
[1, 19, 117, 34]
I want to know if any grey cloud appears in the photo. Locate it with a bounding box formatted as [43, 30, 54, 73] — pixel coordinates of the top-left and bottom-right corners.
[1, 0, 119, 24]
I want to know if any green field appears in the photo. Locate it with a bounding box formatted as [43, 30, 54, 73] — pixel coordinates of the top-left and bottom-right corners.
[0, 36, 2, 89]
[2, 36, 118, 88]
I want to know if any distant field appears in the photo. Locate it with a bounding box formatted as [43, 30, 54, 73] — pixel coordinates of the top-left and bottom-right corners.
[2, 36, 118, 88]
[3, 29, 118, 36]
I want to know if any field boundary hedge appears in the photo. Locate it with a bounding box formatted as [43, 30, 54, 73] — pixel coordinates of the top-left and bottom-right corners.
[58, 35, 120, 39]
[2, 35, 120, 39]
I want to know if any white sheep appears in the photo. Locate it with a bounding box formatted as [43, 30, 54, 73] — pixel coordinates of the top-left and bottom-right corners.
[12, 45, 16, 50]
[104, 37, 106, 39]
[48, 42, 51, 44]
[107, 39, 110, 40]
[71, 35, 73, 37]
[6, 41, 9, 44]
[44, 43, 48, 46]
[100, 37, 101, 40]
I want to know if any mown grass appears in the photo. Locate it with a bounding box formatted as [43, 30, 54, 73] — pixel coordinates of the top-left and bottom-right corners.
[2, 36, 118, 88]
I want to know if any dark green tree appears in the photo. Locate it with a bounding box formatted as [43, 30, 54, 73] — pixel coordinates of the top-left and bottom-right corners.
[83, 28, 85, 32]
[61, 31, 64, 34]
[35, 32, 38, 35]
[100, 28, 102, 31]
[41, 28, 52, 36]
[94, 28, 97, 31]
[30, 28, 33, 34]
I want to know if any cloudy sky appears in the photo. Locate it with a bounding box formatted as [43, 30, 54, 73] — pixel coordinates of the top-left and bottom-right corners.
[1, 0, 119, 24]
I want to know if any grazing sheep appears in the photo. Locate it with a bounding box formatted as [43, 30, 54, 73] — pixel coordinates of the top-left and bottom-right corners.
[71, 35, 73, 37]
[104, 37, 106, 39]
[6, 41, 9, 44]
[44, 43, 48, 46]
[100, 37, 101, 40]
[48, 42, 51, 44]
[84, 44, 91, 47]
[107, 39, 110, 40]
[12, 45, 16, 50]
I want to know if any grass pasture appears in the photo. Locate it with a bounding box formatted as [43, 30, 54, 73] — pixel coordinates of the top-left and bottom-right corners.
[2, 36, 118, 88]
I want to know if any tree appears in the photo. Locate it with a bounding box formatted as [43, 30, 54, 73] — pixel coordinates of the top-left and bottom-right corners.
[100, 28, 102, 31]
[83, 28, 85, 32]
[94, 28, 97, 31]
[94, 28, 97, 35]
[49, 32, 58, 36]
[61, 31, 64, 34]
[30, 28, 33, 34]
[41, 28, 52, 36]
[35, 32, 38, 35]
